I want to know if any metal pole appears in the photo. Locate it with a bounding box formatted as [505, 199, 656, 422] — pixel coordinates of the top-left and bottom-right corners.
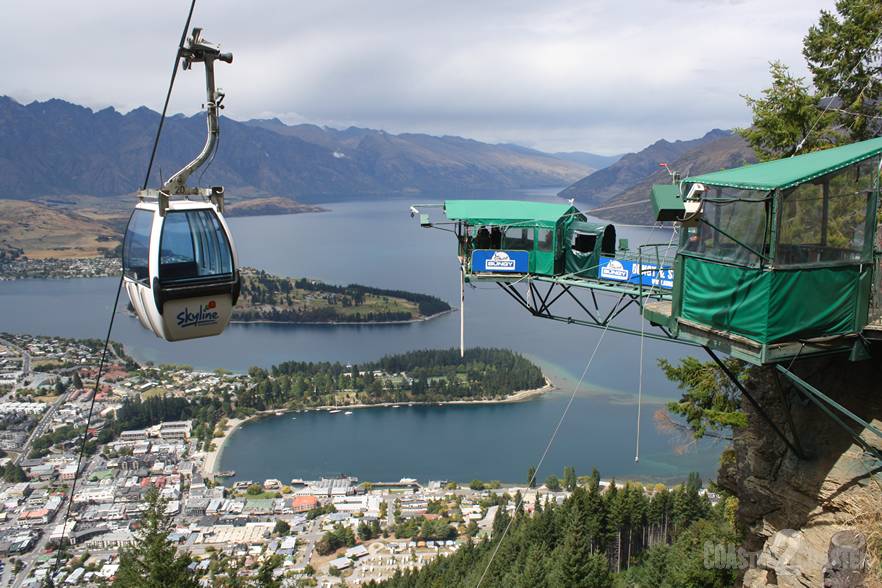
[777, 365, 882, 444]
[460, 265, 465, 358]
[704, 348, 806, 459]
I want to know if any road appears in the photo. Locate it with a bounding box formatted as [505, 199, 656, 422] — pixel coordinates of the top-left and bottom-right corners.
[14, 391, 68, 466]
[9, 495, 70, 588]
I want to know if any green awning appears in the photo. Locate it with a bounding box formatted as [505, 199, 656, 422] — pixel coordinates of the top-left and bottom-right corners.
[444, 199, 579, 228]
[685, 136, 882, 191]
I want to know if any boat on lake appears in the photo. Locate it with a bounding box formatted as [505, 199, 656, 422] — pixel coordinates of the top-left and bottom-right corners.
[344, 411, 353, 415]
[329, 409, 342, 414]
[215, 470, 236, 478]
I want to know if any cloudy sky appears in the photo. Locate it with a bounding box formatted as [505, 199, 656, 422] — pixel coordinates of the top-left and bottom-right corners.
[1, 0, 835, 154]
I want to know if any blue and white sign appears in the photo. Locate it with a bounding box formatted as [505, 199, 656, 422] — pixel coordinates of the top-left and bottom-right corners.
[471, 249, 529, 273]
[598, 257, 673, 289]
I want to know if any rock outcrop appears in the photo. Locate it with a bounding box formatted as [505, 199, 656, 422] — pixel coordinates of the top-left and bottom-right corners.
[717, 351, 882, 587]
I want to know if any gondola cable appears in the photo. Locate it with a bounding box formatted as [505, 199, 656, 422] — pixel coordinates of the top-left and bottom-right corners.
[51, 0, 198, 576]
[474, 298, 621, 588]
[635, 225, 678, 463]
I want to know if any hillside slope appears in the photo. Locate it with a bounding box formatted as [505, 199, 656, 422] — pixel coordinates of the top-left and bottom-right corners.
[558, 129, 732, 206]
[589, 133, 756, 224]
[0, 200, 120, 259]
[0, 97, 590, 201]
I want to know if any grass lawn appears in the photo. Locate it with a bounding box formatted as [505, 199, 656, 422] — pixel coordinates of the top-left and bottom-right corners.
[141, 387, 166, 399]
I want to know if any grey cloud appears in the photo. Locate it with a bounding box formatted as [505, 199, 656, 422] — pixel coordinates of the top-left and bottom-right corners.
[0, 0, 835, 153]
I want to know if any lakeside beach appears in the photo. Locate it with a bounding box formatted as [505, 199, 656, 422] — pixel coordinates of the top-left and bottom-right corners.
[202, 417, 244, 477]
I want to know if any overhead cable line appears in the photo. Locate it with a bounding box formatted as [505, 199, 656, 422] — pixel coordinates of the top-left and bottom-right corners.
[52, 0, 198, 575]
[474, 310, 617, 588]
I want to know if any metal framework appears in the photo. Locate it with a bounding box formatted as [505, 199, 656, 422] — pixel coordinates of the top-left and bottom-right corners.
[492, 273, 882, 465]
[495, 277, 690, 344]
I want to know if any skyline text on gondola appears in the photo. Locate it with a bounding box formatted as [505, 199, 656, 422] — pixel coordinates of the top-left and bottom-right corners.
[177, 302, 220, 328]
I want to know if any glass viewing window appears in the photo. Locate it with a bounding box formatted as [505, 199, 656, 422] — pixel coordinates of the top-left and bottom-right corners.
[159, 210, 233, 283]
[122, 209, 153, 282]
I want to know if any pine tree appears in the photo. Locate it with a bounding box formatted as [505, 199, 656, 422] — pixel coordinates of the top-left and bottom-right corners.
[550, 500, 611, 588]
[517, 544, 548, 588]
[563, 466, 577, 492]
[113, 488, 197, 588]
[803, 0, 882, 141]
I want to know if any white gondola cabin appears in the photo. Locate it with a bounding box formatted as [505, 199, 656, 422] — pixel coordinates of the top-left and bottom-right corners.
[123, 28, 239, 341]
[123, 198, 239, 341]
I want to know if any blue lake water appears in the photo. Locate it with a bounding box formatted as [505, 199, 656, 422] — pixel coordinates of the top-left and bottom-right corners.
[0, 191, 721, 483]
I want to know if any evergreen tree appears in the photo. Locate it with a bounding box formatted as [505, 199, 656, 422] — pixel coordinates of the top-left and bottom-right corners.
[739, 0, 882, 158]
[803, 0, 882, 141]
[113, 488, 197, 588]
[517, 544, 548, 588]
[527, 465, 537, 489]
[563, 466, 577, 492]
[550, 500, 611, 588]
[739, 61, 837, 161]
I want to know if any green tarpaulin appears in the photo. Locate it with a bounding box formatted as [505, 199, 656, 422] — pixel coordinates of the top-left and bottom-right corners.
[444, 200, 578, 228]
[565, 221, 615, 277]
[685, 136, 882, 191]
[679, 257, 864, 344]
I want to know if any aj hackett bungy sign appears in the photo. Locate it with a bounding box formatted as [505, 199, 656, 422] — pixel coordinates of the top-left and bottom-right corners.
[176, 300, 221, 328]
[598, 257, 674, 289]
[471, 250, 529, 273]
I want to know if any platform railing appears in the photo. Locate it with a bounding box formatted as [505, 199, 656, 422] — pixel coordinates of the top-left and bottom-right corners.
[635, 243, 677, 301]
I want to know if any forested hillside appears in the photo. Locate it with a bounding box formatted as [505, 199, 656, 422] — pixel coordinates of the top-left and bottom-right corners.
[235, 268, 451, 324]
[247, 347, 546, 408]
[371, 471, 737, 588]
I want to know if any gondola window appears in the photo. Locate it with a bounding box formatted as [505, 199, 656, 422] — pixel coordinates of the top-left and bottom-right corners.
[123, 209, 153, 282]
[159, 210, 233, 283]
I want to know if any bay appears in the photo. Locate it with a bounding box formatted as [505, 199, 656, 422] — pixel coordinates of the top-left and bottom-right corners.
[0, 191, 721, 483]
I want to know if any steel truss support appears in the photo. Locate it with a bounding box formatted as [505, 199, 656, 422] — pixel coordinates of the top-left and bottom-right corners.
[496, 281, 698, 347]
[704, 348, 807, 460]
[776, 365, 882, 462]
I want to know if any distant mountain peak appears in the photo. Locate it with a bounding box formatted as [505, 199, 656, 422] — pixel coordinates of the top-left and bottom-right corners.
[0, 96, 590, 201]
[558, 129, 737, 206]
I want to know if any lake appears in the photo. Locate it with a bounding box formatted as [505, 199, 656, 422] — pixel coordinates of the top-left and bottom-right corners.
[0, 191, 721, 483]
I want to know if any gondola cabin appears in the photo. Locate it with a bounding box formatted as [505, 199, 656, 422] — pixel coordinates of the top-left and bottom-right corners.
[645, 136, 882, 364]
[122, 27, 240, 342]
[123, 199, 240, 342]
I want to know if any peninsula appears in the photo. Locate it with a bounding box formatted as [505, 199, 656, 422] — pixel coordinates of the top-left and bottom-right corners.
[234, 267, 451, 324]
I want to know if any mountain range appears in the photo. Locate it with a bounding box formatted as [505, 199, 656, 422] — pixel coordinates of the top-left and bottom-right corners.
[0, 97, 612, 202]
[558, 129, 757, 224]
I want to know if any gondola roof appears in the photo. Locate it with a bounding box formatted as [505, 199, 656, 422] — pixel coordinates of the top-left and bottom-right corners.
[685, 136, 882, 191]
[443, 199, 578, 228]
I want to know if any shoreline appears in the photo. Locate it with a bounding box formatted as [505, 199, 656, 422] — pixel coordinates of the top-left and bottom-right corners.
[202, 378, 554, 477]
[201, 417, 245, 478]
[229, 308, 454, 327]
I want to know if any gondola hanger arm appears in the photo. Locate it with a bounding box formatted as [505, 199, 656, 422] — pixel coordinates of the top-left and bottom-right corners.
[155, 28, 233, 201]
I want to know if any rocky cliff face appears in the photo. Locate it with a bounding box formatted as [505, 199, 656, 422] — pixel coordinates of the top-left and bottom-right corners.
[717, 350, 882, 587]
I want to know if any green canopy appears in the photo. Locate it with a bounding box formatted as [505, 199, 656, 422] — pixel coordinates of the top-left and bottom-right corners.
[685, 136, 882, 191]
[444, 199, 578, 228]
